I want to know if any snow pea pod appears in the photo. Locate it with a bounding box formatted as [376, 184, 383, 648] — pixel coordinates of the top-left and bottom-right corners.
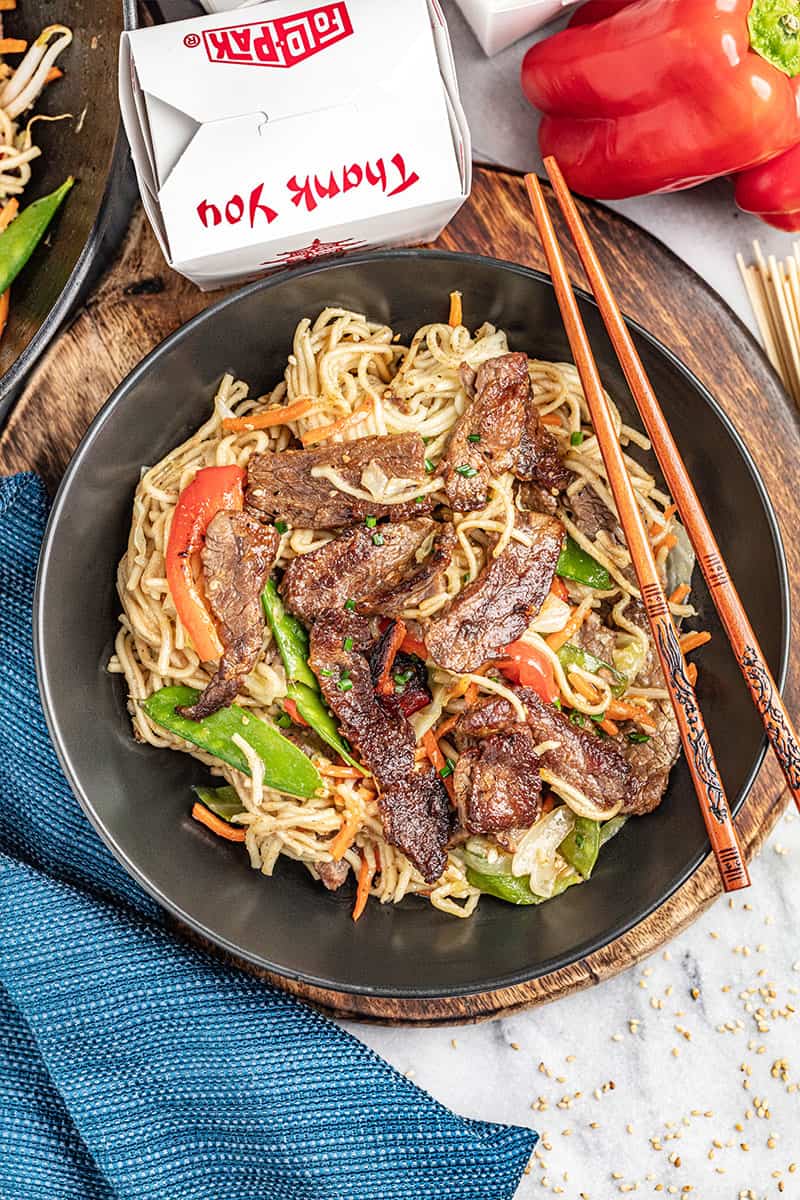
[558, 642, 627, 697]
[0, 176, 73, 294]
[599, 814, 628, 846]
[141, 685, 322, 799]
[558, 816, 601, 879]
[465, 865, 581, 905]
[556, 536, 611, 590]
[286, 680, 360, 768]
[192, 785, 242, 823]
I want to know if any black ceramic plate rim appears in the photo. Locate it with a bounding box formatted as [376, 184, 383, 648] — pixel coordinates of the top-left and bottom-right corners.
[34, 249, 791, 1000]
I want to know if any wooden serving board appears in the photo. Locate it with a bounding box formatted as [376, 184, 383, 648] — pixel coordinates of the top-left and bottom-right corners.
[4, 167, 798, 1024]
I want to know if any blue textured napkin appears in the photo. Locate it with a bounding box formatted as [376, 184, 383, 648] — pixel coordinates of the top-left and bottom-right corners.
[0, 473, 536, 1200]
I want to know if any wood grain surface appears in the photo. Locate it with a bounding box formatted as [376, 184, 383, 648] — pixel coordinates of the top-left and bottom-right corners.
[3, 166, 797, 1024]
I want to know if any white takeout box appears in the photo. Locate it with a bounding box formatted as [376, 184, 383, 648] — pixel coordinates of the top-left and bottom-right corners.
[119, 0, 471, 289]
[455, 0, 579, 56]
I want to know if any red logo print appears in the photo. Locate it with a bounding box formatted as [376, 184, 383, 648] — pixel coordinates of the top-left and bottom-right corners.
[198, 4, 352, 68]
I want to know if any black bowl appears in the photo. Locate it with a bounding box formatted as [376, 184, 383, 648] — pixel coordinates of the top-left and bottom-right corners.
[35, 251, 790, 999]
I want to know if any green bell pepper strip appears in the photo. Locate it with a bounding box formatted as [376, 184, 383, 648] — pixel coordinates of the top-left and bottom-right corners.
[141, 685, 322, 799]
[599, 814, 628, 847]
[192, 785, 243, 823]
[286, 680, 360, 768]
[262, 579, 361, 768]
[556, 536, 611, 590]
[558, 816, 601, 879]
[557, 642, 627, 698]
[261, 579, 317, 689]
[466, 865, 581, 905]
[0, 177, 74, 294]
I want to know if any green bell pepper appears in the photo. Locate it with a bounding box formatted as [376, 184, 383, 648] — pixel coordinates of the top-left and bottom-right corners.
[141, 685, 322, 799]
[557, 536, 612, 590]
[192, 785, 243, 823]
[0, 177, 74, 294]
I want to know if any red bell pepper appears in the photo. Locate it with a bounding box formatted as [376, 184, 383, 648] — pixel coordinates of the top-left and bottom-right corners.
[522, 0, 800, 205]
[165, 465, 245, 663]
[735, 141, 800, 231]
[498, 640, 559, 704]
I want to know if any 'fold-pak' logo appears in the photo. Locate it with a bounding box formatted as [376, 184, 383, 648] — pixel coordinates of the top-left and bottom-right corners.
[191, 4, 353, 68]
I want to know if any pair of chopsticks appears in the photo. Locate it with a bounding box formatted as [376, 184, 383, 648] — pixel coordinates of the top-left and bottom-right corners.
[526, 159, 800, 894]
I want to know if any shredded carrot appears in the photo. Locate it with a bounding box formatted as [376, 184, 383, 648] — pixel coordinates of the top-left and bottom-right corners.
[551, 575, 568, 602]
[222, 397, 313, 432]
[191, 802, 246, 842]
[0, 290, 9, 342]
[352, 855, 374, 922]
[448, 290, 462, 327]
[422, 729, 455, 800]
[464, 681, 478, 707]
[599, 717, 619, 737]
[301, 400, 372, 446]
[318, 764, 365, 779]
[375, 619, 406, 696]
[686, 662, 698, 687]
[607, 699, 657, 732]
[0, 37, 26, 53]
[540, 412, 562, 427]
[329, 810, 362, 861]
[660, 534, 678, 551]
[435, 714, 460, 740]
[0, 198, 18, 232]
[547, 603, 590, 653]
[649, 502, 677, 537]
[44, 65, 62, 83]
[0, 2, 19, 11]
[669, 583, 691, 605]
[568, 672, 601, 704]
[680, 630, 712, 655]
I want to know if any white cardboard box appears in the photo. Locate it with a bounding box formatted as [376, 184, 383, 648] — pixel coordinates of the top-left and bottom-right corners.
[119, 0, 471, 288]
[454, 0, 578, 56]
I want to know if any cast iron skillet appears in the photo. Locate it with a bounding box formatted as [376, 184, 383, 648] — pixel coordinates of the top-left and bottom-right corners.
[0, 0, 134, 418]
[35, 252, 790, 999]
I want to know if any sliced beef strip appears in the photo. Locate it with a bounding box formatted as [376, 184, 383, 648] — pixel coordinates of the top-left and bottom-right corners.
[178, 512, 279, 721]
[442, 353, 532, 512]
[621, 700, 680, 816]
[424, 512, 564, 674]
[456, 685, 630, 812]
[246, 433, 433, 529]
[518, 482, 559, 516]
[571, 610, 619, 667]
[516, 395, 571, 494]
[309, 612, 451, 883]
[358, 522, 456, 617]
[367, 625, 432, 720]
[568, 482, 624, 545]
[280, 518, 438, 625]
[315, 859, 351, 891]
[453, 727, 543, 835]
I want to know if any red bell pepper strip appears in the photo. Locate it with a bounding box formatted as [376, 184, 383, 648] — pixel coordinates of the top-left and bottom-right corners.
[522, 0, 800, 203]
[498, 640, 559, 704]
[735, 141, 800, 231]
[165, 465, 245, 662]
[283, 698, 310, 727]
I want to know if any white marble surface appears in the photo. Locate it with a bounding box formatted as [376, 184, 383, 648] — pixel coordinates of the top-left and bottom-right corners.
[343, 10, 800, 1197]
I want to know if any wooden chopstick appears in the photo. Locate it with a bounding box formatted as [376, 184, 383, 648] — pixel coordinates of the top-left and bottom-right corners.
[543, 156, 800, 819]
[524, 170, 750, 894]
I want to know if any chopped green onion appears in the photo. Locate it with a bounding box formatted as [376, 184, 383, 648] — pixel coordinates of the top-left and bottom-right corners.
[342, 636, 353, 652]
[569, 710, 587, 727]
[319, 668, 333, 677]
[344, 599, 356, 611]
[424, 458, 435, 473]
[439, 758, 455, 779]
[274, 519, 288, 534]
[276, 712, 292, 728]
[462, 573, 470, 584]
[628, 731, 651, 744]
[414, 495, 424, 504]
[372, 532, 385, 546]
[422, 436, 432, 445]
[552, 698, 562, 710]
[570, 431, 585, 447]
[393, 670, 413, 687]
[590, 711, 606, 723]
[467, 433, 481, 443]
[337, 671, 353, 693]
[454, 464, 478, 478]
[365, 515, 377, 528]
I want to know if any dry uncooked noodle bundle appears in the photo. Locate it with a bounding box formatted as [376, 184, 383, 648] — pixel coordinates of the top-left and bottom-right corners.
[110, 308, 694, 919]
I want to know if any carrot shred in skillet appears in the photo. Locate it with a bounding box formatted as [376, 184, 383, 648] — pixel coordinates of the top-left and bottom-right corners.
[540, 412, 562, 427]
[434, 713, 460, 740]
[448, 290, 462, 327]
[686, 662, 698, 686]
[669, 583, 691, 604]
[45, 65, 62, 83]
[0, 37, 26, 52]
[607, 699, 657, 731]
[0, 3, 19, 12]
[301, 400, 372, 446]
[0, 198, 18, 230]
[221, 397, 314, 432]
[422, 729, 455, 801]
[649, 502, 677, 537]
[318, 764, 365, 779]
[599, 717, 619, 736]
[0, 290, 9, 342]
[546, 603, 589, 652]
[680, 630, 712, 654]
[568, 672, 601, 704]
[375, 619, 406, 696]
[550, 575, 569, 602]
[191, 802, 246, 842]
[352, 855, 374, 922]
[328, 811, 361, 861]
